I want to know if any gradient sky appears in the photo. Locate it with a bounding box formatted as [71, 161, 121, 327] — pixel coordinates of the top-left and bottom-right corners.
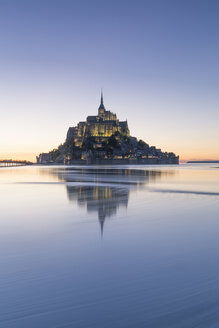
[0, 0, 219, 162]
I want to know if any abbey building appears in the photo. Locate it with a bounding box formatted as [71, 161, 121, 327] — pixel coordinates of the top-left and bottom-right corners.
[66, 92, 129, 146]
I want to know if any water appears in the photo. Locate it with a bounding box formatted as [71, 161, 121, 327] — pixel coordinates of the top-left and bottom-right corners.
[0, 164, 219, 328]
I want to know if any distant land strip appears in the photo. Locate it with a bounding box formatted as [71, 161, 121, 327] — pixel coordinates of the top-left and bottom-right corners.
[187, 161, 219, 163]
[150, 188, 219, 196]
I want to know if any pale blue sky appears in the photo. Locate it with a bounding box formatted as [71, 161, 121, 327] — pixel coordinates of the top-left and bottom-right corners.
[0, 0, 219, 160]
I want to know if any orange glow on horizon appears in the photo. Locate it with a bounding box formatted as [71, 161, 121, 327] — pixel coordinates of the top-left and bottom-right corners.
[1, 150, 219, 164]
[0, 152, 37, 163]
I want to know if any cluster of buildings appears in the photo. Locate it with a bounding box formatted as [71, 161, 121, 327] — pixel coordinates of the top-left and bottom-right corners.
[66, 92, 129, 147]
[37, 92, 179, 165]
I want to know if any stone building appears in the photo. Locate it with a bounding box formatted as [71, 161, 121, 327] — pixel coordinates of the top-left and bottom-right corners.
[66, 92, 130, 146]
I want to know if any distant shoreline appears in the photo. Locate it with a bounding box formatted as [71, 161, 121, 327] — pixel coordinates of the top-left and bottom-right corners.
[187, 161, 219, 163]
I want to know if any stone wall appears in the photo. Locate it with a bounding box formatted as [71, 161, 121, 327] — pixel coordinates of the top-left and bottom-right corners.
[72, 157, 179, 165]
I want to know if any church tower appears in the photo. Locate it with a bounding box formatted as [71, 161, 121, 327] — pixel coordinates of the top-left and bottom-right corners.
[98, 90, 106, 118]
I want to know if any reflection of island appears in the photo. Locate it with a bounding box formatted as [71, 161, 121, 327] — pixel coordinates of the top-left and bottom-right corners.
[66, 185, 129, 236]
[57, 167, 171, 185]
[45, 167, 176, 236]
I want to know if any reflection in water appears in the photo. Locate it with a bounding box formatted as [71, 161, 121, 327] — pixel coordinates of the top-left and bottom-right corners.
[66, 185, 129, 236]
[150, 188, 219, 196]
[50, 166, 175, 235]
[56, 167, 172, 185]
[2, 165, 219, 328]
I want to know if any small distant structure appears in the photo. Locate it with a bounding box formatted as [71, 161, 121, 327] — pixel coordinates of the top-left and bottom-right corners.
[0, 160, 33, 167]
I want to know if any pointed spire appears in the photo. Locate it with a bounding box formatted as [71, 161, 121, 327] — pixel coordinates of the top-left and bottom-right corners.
[98, 210, 105, 239]
[98, 89, 106, 112]
[100, 219, 104, 239]
[101, 89, 104, 105]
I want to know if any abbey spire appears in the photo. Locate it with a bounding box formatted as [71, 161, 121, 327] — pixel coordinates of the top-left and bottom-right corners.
[98, 89, 105, 111]
[101, 89, 104, 105]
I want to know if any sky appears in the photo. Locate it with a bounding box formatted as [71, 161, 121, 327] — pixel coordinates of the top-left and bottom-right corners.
[0, 0, 218, 162]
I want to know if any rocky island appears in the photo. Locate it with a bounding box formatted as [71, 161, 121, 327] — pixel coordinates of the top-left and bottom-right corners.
[37, 93, 179, 165]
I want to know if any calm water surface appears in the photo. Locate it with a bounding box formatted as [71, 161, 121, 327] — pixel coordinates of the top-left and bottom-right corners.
[1, 164, 219, 328]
